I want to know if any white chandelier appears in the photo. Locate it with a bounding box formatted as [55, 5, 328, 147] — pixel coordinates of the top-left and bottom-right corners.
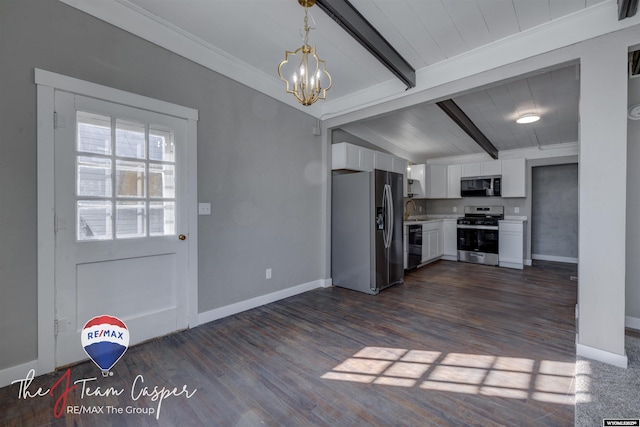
[278, 0, 332, 106]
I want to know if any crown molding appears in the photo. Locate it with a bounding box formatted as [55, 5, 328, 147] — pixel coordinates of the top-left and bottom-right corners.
[57, 0, 323, 117]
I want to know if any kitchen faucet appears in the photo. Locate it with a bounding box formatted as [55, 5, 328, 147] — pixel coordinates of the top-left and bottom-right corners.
[404, 199, 417, 220]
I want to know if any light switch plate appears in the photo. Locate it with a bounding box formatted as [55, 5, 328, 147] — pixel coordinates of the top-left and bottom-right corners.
[514, 207, 520, 214]
[198, 203, 211, 215]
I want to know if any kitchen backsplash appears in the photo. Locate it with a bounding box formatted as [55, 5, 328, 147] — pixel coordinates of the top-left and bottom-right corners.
[424, 197, 529, 218]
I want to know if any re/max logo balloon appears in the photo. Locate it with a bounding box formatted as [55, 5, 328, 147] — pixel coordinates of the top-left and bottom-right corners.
[81, 315, 130, 376]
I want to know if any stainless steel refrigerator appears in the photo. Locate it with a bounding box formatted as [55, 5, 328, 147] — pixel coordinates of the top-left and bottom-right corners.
[331, 170, 404, 295]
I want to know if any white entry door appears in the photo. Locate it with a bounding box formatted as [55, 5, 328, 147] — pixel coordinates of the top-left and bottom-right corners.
[53, 91, 191, 367]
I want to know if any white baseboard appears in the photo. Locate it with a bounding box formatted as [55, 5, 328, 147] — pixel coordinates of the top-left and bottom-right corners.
[0, 359, 38, 388]
[499, 261, 523, 270]
[532, 254, 578, 264]
[197, 279, 326, 326]
[524, 258, 532, 266]
[576, 339, 628, 369]
[626, 316, 640, 330]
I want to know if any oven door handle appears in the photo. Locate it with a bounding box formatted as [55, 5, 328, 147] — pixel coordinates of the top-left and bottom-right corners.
[457, 225, 499, 231]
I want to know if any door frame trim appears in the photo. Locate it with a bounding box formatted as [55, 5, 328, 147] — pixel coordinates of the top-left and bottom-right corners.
[35, 69, 199, 374]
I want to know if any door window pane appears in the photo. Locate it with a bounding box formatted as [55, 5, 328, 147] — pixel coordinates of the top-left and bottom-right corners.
[116, 201, 146, 238]
[77, 200, 112, 241]
[76, 110, 177, 241]
[116, 119, 146, 159]
[77, 112, 111, 155]
[149, 163, 175, 198]
[116, 160, 146, 198]
[150, 201, 175, 236]
[77, 156, 112, 197]
[149, 127, 175, 162]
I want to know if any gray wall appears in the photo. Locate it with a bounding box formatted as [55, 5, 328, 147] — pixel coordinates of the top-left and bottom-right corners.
[627, 76, 640, 320]
[531, 164, 579, 259]
[0, 0, 324, 370]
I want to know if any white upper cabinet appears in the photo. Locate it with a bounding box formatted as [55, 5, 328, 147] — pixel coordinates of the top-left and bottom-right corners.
[331, 142, 409, 196]
[393, 157, 408, 197]
[483, 160, 502, 176]
[332, 142, 358, 170]
[332, 142, 404, 175]
[374, 151, 394, 171]
[461, 160, 502, 177]
[461, 162, 481, 177]
[360, 148, 375, 172]
[501, 158, 526, 197]
[408, 164, 425, 198]
[423, 164, 461, 199]
[447, 165, 461, 199]
[392, 157, 407, 176]
[332, 142, 373, 171]
[426, 165, 447, 198]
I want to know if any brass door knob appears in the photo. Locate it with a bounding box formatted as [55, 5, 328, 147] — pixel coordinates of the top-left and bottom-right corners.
[178, 234, 187, 240]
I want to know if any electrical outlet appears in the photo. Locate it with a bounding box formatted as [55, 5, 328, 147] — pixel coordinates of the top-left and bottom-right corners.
[198, 203, 211, 215]
[453, 206, 457, 213]
[515, 207, 520, 214]
[266, 268, 272, 279]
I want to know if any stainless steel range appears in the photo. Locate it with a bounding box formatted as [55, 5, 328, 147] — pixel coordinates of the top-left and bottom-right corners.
[457, 206, 504, 266]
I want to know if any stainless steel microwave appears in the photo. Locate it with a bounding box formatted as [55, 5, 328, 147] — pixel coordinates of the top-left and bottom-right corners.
[460, 176, 501, 197]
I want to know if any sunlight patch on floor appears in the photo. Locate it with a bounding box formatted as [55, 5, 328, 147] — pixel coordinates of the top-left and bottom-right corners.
[321, 346, 575, 405]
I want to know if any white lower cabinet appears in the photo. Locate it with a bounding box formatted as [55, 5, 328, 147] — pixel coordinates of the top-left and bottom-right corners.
[442, 219, 458, 261]
[499, 221, 526, 269]
[421, 222, 443, 263]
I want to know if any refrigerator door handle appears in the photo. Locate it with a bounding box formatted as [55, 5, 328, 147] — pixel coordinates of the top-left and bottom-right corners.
[387, 184, 394, 248]
[381, 184, 388, 248]
[384, 184, 393, 249]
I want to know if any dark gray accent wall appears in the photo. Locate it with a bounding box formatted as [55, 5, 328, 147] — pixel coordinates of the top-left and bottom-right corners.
[0, 0, 323, 370]
[531, 164, 579, 259]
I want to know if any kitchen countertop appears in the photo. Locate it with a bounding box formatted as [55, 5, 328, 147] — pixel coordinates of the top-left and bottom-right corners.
[404, 215, 528, 226]
[502, 216, 528, 221]
[403, 215, 458, 226]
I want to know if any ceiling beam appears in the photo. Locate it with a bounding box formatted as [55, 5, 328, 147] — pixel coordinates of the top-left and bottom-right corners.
[436, 99, 499, 160]
[618, 0, 639, 19]
[314, 0, 416, 89]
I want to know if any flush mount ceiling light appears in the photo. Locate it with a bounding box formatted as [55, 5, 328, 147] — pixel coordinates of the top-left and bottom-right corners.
[278, 0, 332, 106]
[516, 114, 540, 124]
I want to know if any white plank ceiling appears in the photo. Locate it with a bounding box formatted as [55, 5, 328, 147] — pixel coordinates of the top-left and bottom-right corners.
[64, 0, 609, 160]
[341, 63, 581, 161]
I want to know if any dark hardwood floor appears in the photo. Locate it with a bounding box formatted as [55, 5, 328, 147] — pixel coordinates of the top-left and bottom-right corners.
[1, 260, 578, 426]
